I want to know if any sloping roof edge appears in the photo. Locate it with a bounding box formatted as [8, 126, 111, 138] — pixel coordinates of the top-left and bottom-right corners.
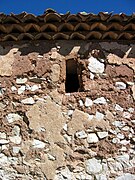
[0, 9, 135, 41]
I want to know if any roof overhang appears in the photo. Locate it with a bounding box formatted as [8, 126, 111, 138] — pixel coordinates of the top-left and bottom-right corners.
[0, 9, 135, 41]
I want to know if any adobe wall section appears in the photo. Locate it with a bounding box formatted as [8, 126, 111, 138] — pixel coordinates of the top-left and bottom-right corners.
[0, 41, 135, 180]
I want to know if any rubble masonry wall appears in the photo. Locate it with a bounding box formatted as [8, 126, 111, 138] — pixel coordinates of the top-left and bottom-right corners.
[0, 41, 135, 180]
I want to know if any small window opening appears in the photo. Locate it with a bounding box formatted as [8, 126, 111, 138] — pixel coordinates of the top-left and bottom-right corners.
[65, 59, 80, 93]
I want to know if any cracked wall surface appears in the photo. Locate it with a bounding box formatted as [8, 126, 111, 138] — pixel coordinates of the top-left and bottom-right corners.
[0, 41, 135, 180]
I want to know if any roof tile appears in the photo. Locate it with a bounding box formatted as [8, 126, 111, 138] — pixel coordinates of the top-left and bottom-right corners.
[0, 10, 134, 41]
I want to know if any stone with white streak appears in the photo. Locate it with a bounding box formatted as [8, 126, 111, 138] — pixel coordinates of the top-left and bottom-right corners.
[115, 82, 126, 90]
[21, 97, 35, 105]
[85, 158, 102, 174]
[87, 133, 99, 143]
[85, 97, 93, 107]
[93, 97, 107, 104]
[88, 57, 105, 74]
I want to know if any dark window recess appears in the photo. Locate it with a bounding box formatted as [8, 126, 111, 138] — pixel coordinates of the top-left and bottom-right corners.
[65, 59, 80, 93]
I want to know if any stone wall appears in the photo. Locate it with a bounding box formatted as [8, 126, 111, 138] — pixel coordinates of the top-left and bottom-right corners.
[0, 41, 135, 180]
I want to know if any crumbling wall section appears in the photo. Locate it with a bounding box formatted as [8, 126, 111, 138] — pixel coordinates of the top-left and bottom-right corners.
[0, 41, 135, 180]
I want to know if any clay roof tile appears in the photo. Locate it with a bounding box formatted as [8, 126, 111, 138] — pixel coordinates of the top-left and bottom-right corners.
[0, 10, 134, 41]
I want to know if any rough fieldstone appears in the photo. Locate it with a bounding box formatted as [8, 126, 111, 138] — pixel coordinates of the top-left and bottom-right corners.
[16, 78, 27, 84]
[88, 57, 105, 74]
[79, 100, 84, 107]
[0, 132, 6, 139]
[95, 174, 107, 180]
[95, 111, 104, 120]
[105, 110, 114, 122]
[131, 85, 135, 100]
[12, 146, 21, 154]
[0, 140, 9, 145]
[51, 64, 60, 82]
[12, 125, 20, 136]
[11, 86, 17, 91]
[112, 121, 125, 128]
[9, 136, 21, 145]
[6, 113, 23, 123]
[116, 154, 130, 168]
[67, 110, 74, 116]
[50, 51, 58, 60]
[67, 109, 89, 135]
[115, 82, 126, 90]
[21, 97, 35, 105]
[30, 84, 41, 91]
[115, 104, 124, 111]
[32, 139, 46, 148]
[75, 130, 87, 139]
[87, 133, 99, 143]
[18, 85, 25, 95]
[117, 133, 124, 139]
[120, 140, 130, 145]
[85, 97, 93, 107]
[123, 112, 131, 119]
[26, 97, 66, 144]
[97, 132, 108, 139]
[85, 158, 102, 174]
[93, 97, 107, 104]
[128, 107, 134, 113]
[116, 173, 135, 180]
[0, 48, 18, 76]
[0, 153, 8, 164]
[90, 72, 94, 79]
[58, 167, 73, 180]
